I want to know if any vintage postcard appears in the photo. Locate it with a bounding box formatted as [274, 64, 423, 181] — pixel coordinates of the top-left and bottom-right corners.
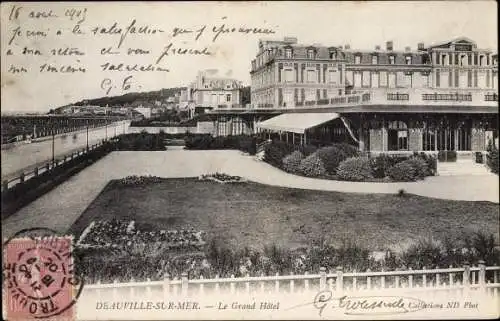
[1, 1, 499, 320]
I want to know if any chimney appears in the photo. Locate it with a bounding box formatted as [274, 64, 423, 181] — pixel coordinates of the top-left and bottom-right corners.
[405, 46, 411, 52]
[375, 45, 381, 51]
[386, 41, 393, 51]
[417, 42, 425, 50]
[344, 44, 350, 50]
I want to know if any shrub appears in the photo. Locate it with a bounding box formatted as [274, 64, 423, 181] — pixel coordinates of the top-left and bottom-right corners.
[298, 153, 327, 177]
[332, 143, 359, 158]
[414, 152, 437, 176]
[316, 146, 348, 174]
[486, 144, 499, 174]
[263, 141, 295, 169]
[283, 151, 305, 173]
[336, 157, 373, 181]
[400, 239, 443, 269]
[405, 157, 429, 179]
[387, 160, 418, 182]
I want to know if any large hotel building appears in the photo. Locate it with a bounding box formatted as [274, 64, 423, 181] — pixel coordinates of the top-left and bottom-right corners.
[201, 36, 498, 155]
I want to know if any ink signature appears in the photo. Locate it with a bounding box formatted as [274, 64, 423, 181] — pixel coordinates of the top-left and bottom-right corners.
[312, 290, 427, 316]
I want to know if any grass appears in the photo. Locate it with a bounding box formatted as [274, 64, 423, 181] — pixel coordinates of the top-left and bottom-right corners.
[68, 178, 499, 252]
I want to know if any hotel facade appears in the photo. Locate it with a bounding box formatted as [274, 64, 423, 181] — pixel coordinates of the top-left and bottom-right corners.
[203, 36, 498, 156]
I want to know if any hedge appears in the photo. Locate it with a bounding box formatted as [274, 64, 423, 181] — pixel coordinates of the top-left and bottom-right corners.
[486, 144, 499, 174]
[387, 160, 419, 182]
[298, 153, 327, 177]
[337, 157, 374, 181]
[283, 151, 305, 174]
[263, 140, 295, 168]
[184, 134, 258, 155]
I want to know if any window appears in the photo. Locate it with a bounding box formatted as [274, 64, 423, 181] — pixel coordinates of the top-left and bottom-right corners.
[284, 69, 293, 82]
[307, 49, 315, 59]
[226, 94, 231, 102]
[354, 55, 361, 64]
[387, 121, 408, 151]
[442, 54, 447, 66]
[323, 89, 327, 98]
[329, 51, 336, 59]
[479, 55, 485, 66]
[307, 70, 316, 83]
[285, 48, 292, 59]
[389, 55, 395, 64]
[405, 56, 412, 65]
[372, 55, 378, 64]
[467, 70, 472, 87]
[460, 55, 466, 66]
[328, 70, 337, 83]
[436, 70, 440, 87]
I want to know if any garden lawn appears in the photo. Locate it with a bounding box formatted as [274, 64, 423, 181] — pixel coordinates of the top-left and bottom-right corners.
[69, 178, 499, 252]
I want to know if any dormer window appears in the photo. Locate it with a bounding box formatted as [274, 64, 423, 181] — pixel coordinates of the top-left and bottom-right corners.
[354, 55, 361, 64]
[405, 56, 412, 65]
[285, 48, 293, 59]
[389, 55, 395, 65]
[372, 55, 378, 65]
[329, 50, 337, 59]
[307, 49, 315, 59]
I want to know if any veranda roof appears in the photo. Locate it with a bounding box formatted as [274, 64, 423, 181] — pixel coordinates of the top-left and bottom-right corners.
[256, 112, 340, 134]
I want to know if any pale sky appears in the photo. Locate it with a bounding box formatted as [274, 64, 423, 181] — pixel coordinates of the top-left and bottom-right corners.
[1, 1, 497, 114]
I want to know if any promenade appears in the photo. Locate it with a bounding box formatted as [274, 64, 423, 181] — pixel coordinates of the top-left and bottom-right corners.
[2, 149, 498, 238]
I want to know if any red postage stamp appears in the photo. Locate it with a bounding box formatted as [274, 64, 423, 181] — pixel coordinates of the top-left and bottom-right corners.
[3, 229, 83, 321]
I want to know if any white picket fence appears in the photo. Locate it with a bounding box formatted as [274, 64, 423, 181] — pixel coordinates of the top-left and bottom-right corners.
[82, 262, 500, 299]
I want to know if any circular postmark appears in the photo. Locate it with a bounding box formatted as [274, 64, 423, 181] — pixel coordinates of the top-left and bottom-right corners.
[3, 228, 85, 320]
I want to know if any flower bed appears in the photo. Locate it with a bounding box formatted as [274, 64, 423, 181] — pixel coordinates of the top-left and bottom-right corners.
[77, 220, 206, 250]
[117, 175, 163, 186]
[198, 173, 246, 184]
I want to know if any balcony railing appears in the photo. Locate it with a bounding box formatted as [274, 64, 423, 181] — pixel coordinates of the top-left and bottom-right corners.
[422, 92, 472, 102]
[249, 89, 497, 111]
[485, 93, 498, 101]
[387, 93, 410, 101]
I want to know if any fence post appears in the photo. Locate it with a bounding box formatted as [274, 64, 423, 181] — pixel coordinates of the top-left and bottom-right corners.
[34, 167, 38, 176]
[230, 274, 235, 294]
[478, 260, 486, 294]
[129, 278, 135, 299]
[408, 268, 413, 288]
[3, 180, 8, 191]
[367, 269, 372, 290]
[304, 271, 309, 292]
[275, 272, 280, 293]
[463, 262, 471, 298]
[215, 275, 220, 294]
[260, 273, 265, 293]
[245, 273, 250, 294]
[163, 273, 169, 299]
[422, 266, 427, 288]
[319, 267, 327, 291]
[19, 172, 25, 183]
[463, 263, 470, 287]
[290, 272, 294, 294]
[336, 266, 344, 295]
[46, 163, 50, 171]
[199, 275, 204, 295]
[181, 273, 188, 296]
[112, 279, 118, 301]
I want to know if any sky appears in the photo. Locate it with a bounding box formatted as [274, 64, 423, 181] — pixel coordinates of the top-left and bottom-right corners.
[0, 1, 497, 114]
